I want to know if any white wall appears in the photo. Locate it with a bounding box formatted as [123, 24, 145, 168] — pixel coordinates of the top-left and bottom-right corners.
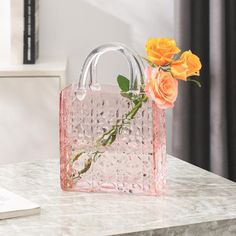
[0, 76, 59, 164]
[0, 0, 11, 64]
[39, 0, 174, 84]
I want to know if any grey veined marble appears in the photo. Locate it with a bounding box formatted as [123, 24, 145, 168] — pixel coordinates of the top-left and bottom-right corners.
[0, 155, 236, 236]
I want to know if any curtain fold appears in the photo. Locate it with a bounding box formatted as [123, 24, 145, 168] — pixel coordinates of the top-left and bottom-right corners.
[225, 0, 236, 180]
[209, 0, 228, 177]
[172, 0, 236, 181]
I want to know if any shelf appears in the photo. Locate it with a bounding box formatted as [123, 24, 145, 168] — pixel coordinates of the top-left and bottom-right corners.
[0, 60, 67, 78]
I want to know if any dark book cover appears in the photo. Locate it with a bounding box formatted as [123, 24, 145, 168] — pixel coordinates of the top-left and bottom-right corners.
[23, 0, 39, 64]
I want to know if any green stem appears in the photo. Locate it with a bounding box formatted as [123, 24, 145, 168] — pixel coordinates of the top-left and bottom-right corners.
[71, 97, 146, 180]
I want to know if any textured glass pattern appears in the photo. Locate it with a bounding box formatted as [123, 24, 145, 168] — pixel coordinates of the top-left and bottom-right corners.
[60, 85, 166, 196]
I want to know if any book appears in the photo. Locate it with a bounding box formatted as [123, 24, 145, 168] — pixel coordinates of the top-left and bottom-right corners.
[0, 187, 40, 220]
[11, 0, 24, 64]
[23, 0, 39, 64]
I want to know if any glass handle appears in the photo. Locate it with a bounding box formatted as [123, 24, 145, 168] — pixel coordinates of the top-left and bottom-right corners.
[76, 42, 145, 101]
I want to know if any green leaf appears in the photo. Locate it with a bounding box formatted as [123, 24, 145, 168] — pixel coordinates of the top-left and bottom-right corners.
[121, 92, 140, 105]
[117, 75, 130, 92]
[161, 65, 171, 72]
[72, 151, 85, 163]
[91, 151, 104, 162]
[187, 78, 202, 88]
[78, 158, 92, 175]
[120, 91, 132, 100]
[107, 133, 117, 145]
[142, 96, 148, 103]
[134, 79, 138, 90]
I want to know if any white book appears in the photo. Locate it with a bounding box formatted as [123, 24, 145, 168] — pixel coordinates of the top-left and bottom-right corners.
[0, 187, 40, 220]
[10, 0, 24, 64]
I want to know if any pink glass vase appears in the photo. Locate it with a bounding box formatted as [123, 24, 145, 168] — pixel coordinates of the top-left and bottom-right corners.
[60, 43, 166, 196]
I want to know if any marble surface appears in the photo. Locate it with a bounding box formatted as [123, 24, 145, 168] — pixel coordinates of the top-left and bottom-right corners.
[0, 155, 236, 236]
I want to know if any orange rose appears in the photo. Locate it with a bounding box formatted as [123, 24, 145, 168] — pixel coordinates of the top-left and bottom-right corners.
[144, 66, 178, 109]
[180, 50, 202, 77]
[146, 38, 180, 66]
[171, 57, 188, 81]
[171, 50, 202, 81]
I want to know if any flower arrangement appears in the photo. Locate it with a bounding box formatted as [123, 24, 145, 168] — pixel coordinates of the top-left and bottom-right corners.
[71, 38, 202, 180]
[144, 38, 202, 108]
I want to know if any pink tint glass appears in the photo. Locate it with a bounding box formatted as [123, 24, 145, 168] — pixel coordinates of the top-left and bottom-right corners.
[60, 85, 166, 196]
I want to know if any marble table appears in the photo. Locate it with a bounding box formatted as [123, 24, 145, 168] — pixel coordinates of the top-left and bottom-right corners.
[0, 155, 236, 236]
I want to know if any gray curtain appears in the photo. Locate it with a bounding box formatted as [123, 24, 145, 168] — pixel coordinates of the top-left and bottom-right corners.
[172, 0, 236, 181]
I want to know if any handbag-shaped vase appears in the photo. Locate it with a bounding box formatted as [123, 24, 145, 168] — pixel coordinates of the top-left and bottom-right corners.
[60, 43, 166, 196]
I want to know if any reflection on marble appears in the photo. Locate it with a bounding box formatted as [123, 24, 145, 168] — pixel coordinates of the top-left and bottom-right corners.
[0, 155, 236, 236]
